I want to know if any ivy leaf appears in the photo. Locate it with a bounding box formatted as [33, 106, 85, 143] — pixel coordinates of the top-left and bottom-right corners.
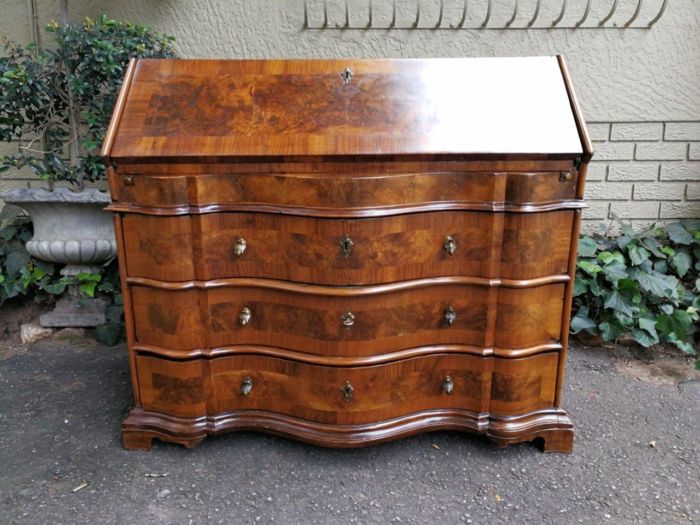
[618, 278, 642, 304]
[79, 281, 97, 298]
[639, 317, 659, 342]
[654, 260, 668, 274]
[5, 250, 30, 276]
[656, 310, 692, 341]
[578, 260, 601, 276]
[573, 276, 589, 297]
[671, 251, 691, 278]
[670, 339, 697, 356]
[600, 319, 624, 341]
[570, 306, 597, 334]
[627, 242, 650, 266]
[632, 328, 657, 347]
[641, 237, 665, 258]
[604, 290, 635, 317]
[578, 236, 597, 258]
[588, 277, 605, 297]
[633, 270, 678, 300]
[667, 222, 692, 245]
[42, 281, 67, 295]
[601, 261, 627, 284]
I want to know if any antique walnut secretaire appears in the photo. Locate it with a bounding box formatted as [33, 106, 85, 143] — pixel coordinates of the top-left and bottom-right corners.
[102, 56, 592, 452]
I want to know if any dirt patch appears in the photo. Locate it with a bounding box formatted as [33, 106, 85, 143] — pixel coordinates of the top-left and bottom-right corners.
[613, 357, 699, 386]
[573, 335, 699, 386]
[0, 300, 49, 359]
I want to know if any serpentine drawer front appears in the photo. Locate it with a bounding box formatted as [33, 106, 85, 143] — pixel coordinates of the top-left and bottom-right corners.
[103, 56, 592, 452]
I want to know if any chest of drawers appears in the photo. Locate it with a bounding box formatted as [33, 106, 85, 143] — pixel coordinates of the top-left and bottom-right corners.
[102, 57, 592, 452]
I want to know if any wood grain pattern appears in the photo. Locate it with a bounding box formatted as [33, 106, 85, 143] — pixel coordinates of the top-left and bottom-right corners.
[129, 281, 564, 355]
[122, 406, 573, 451]
[135, 352, 557, 424]
[106, 57, 583, 161]
[122, 210, 573, 284]
[105, 57, 591, 452]
[112, 171, 579, 217]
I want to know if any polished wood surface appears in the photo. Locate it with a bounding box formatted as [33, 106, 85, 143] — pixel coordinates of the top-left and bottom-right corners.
[122, 210, 573, 284]
[111, 170, 579, 216]
[135, 352, 558, 424]
[104, 56, 592, 453]
[129, 280, 565, 355]
[104, 57, 583, 161]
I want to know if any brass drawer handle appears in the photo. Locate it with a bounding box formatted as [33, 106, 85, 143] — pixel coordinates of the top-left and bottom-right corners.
[241, 377, 253, 396]
[443, 376, 454, 395]
[339, 235, 354, 258]
[238, 306, 252, 326]
[560, 171, 572, 182]
[233, 237, 247, 257]
[123, 175, 134, 186]
[443, 236, 457, 256]
[341, 381, 354, 402]
[341, 311, 355, 328]
[444, 306, 457, 326]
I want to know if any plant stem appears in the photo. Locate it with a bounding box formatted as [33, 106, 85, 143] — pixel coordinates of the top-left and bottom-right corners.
[61, 0, 84, 192]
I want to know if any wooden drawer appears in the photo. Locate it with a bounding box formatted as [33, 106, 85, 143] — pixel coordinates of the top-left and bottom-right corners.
[130, 281, 565, 355]
[122, 210, 573, 284]
[113, 170, 578, 213]
[135, 352, 559, 423]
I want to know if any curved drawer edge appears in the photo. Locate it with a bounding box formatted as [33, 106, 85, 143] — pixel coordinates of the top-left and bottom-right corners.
[106, 200, 586, 217]
[133, 342, 563, 363]
[125, 274, 570, 293]
[122, 406, 572, 449]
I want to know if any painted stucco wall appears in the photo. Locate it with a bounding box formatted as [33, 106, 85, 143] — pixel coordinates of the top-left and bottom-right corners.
[2, 0, 699, 230]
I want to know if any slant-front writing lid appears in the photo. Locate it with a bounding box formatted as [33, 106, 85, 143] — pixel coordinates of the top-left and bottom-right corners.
[102, 57, 587, 162]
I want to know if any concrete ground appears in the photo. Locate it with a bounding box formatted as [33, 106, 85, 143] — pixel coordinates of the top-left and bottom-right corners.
[0, 332, 698, 525]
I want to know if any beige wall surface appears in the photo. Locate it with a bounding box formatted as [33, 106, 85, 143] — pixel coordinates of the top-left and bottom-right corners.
[1, 0, 699, 230]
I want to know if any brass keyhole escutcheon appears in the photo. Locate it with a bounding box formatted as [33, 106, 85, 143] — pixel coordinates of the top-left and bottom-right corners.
[341, 311, 355, 329]
[238, 306, 252, 326]
[340, 67, 354, 85]
[444, 306, 457, 326]
[234, 237, 247, 256]
[339, 235, 354, 258]
[341, 381, 354, 402]
[443, 376, 454, 395]
[443, 236, 457, 256]
[241, 377, 253, 396]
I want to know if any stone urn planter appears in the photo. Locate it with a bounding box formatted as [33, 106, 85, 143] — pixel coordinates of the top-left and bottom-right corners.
[1, 187, 117, 327]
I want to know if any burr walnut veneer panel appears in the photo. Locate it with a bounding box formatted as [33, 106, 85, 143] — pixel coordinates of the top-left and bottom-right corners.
[122, 211, 573, 284]
[104, 57, 591, 452]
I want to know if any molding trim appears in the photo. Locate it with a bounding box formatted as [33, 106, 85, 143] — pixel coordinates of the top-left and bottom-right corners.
[122, 407, 574, 452]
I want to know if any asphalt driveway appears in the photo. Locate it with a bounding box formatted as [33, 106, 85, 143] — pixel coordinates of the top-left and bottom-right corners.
[0, 333, 698, 524]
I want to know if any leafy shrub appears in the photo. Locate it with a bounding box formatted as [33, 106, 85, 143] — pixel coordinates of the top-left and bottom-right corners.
[0, 15, 176, 189]
[0, 215, 123, 345]
[571, 219, 699, 360]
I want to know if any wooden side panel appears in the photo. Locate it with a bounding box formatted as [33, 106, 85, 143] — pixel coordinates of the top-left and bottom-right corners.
[122, 210, 573, 284]
[494, 285, 566, 349]
[137, 357, 206, 417]
[501, 211, 573, 279]
[131, 287, 206, 350]
[123, 214, 196, 282]
[490, 353, 559, 415]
